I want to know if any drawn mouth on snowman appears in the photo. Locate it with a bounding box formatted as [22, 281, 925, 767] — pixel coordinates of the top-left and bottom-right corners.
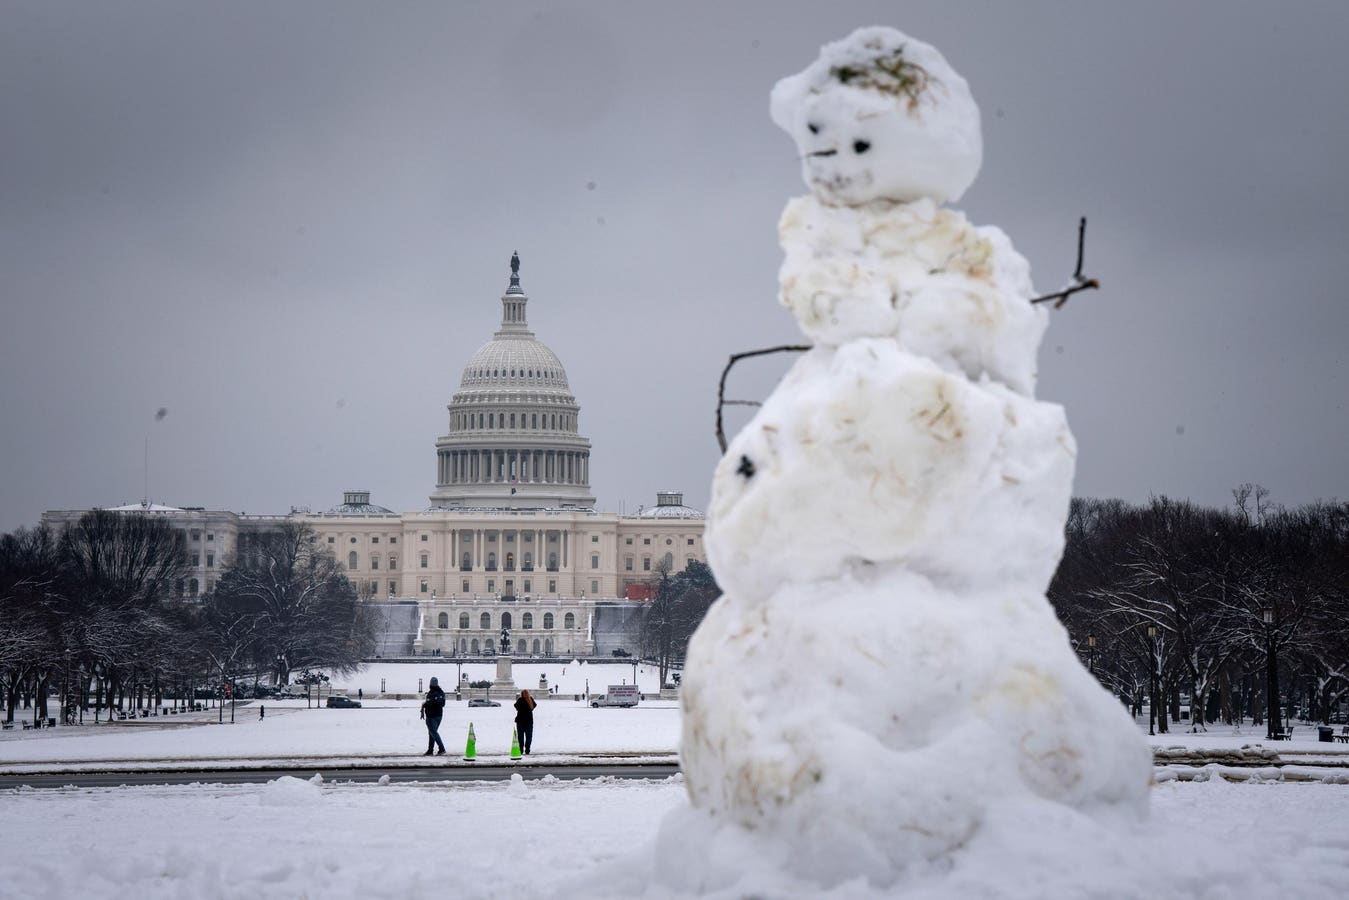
[809, 170, 873, 195]
[807, 149, 838, 157]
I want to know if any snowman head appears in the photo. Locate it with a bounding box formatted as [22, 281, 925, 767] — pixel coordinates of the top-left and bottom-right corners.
[771, 27, 982, 206]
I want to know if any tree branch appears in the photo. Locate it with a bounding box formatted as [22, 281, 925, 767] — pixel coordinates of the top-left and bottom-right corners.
[1030, 217, 1100, 309]
[716, 344, 811, 452]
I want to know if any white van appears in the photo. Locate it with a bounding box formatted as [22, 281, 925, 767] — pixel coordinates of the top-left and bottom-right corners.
[590, 685, 640, 708]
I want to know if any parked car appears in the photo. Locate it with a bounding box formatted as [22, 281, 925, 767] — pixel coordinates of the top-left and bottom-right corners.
[611, 649, 631, 658]
[467, 698, 500, 708]
[325, 696, 362, 709]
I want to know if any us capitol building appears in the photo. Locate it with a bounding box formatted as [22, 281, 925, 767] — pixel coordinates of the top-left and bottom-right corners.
[43, 255, 706, 659]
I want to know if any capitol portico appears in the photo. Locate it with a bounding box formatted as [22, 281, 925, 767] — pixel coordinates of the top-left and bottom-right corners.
[42, 254, 706, 659]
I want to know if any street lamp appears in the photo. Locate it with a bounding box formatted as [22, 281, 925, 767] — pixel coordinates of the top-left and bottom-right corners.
[1087, 634, 1097, 676]
[1146, 624, 1158, 736]
[93, 662, 104, 725]
[219, 663, 228, 724]
[1263, 606, 1280, 740]
[62, 650, 72, 727]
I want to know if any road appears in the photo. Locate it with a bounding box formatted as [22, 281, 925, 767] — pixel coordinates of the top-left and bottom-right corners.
[0, 762, 680, 789]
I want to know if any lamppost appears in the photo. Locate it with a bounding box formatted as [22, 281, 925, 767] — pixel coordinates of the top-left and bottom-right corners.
[1146, 624, 1158, 736]
[1087, 634, 1097, 677]
[93, 661, 104, 725]
[218, 664, 228, 724]
[1263, 606, 1280, 740]
[62, 650, 72, 727]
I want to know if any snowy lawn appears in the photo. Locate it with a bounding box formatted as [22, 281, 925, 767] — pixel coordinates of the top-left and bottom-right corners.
[0, 775, 1346, 899]
[0, 699, 680, 772]
[1141, 722, 1349, 752]
[5, 696, 1349, 774]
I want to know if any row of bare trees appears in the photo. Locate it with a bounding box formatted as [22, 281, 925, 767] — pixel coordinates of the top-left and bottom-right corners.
[1049, 488, 1349, 733]
[0, 512, 377, 725]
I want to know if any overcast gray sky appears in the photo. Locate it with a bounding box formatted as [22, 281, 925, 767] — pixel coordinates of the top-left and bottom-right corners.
[2, 0, 1346, 532]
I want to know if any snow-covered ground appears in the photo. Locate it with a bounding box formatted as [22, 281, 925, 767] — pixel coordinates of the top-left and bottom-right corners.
[3, 690, 1348, 774]
[0, 774, 1346, 899]
[4, 699, 1349, 897]
[0, 699, 679, 773]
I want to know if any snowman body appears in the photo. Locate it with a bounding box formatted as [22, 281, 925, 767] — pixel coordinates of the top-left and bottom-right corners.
[674, 26, 1151, 890]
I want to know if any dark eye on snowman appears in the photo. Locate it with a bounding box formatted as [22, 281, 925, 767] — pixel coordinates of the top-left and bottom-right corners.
[853, 140, 871, 154]
[807, 122, 820, 134]
[736, 455, 756, 480]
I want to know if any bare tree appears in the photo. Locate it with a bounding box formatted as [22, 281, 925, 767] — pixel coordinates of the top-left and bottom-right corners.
[641, 560, 721, 688]
[212, 521, 377, 685]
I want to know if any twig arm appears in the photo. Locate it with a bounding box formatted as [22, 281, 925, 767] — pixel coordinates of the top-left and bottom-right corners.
[716, 344, 810, 452]
[1030, 217, 1100, 309]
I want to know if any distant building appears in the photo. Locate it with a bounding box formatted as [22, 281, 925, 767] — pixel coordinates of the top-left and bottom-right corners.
[43, 256, 705, 658]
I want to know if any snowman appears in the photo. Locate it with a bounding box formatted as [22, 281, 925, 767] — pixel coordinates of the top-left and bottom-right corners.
[664, 27, 1152, 892]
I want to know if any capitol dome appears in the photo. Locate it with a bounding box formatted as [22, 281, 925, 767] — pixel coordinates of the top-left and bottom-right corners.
[324, 491, 395, 516]
[429, 254, 594, 510]
[637, 491, 704, 519]
[458, 337, 571, 393]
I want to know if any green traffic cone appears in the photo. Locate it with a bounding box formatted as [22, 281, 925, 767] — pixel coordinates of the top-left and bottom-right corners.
[510, 725, 522, 761]
[463, 722, 476, 762]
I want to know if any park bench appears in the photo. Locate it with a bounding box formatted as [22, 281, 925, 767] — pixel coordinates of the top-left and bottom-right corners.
[1, 722, 13, 731]
[1270, 725, 1294, 741]
[1335, 726, 1349, 744]
[21, 722, 33, 730]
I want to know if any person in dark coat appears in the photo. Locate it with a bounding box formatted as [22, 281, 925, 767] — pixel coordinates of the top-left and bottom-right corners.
[420, 677, 447, 756]
[514, 689, 537, 755]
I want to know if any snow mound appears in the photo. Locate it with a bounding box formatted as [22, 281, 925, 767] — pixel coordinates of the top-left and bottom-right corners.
[507, 772, 526, 794]
[377, 774, 391, 786]
[260, 775, 323, 807]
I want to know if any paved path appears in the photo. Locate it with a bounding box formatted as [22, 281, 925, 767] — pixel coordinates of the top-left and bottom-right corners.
[0, 762, 680, 789]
